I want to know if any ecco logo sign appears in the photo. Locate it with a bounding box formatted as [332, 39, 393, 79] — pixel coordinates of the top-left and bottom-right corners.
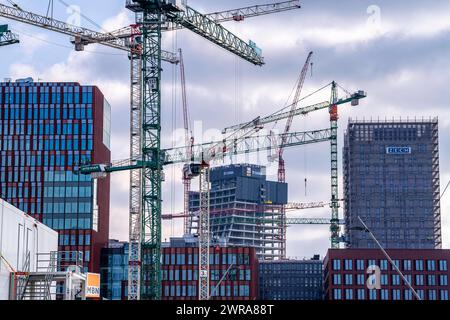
[386, 147, 411, 154]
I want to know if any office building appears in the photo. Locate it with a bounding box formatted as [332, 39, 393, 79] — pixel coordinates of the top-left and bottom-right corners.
[324, 249, 450, 301]
[100, 240, 128, 300]
[343, 119, 441, 249]
[259, 255, 323, 300]
[161, 235, 259, 300]
[0, 79, 111, 272]
[189, 164, 288, 260]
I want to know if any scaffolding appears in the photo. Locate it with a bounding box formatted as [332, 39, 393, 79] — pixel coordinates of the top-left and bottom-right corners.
[10, 251, 87, 300]
[343, 118, 441, 249]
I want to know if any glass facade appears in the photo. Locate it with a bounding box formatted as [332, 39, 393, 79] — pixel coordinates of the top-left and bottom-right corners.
[0, 80, 111, 272]
[100, 240, 129, 300]
[259, 256, 323, 300]
[343, 119, 441, 249]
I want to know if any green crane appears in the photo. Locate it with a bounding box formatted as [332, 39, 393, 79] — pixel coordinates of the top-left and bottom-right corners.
[0, 24, 19, 46]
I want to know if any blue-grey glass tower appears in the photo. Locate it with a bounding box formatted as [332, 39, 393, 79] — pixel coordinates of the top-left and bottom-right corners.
[0, 78, 111, 272]
[259, 256, 323, 300]
[100, 240, 129, 300]
[189, 164, 288, 260]
[343, 119, 441, 249]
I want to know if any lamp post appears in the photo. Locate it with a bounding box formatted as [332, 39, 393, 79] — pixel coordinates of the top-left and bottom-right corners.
[349, 216, 422, 301]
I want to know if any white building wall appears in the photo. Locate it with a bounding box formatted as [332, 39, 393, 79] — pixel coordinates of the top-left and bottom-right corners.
[0, 199, 58, 300]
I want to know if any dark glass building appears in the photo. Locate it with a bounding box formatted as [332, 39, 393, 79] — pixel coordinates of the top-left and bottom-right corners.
[100, 240, 128, 300]
[324, 249, 450, 301]
[259, 256, 323, 300]
[189, 164, 288, 260]
[0, 78, 111, 272]
[343, 119, 441, 249]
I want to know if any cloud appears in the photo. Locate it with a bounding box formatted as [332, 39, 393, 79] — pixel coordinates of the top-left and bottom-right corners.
[3, 0, 450, 255]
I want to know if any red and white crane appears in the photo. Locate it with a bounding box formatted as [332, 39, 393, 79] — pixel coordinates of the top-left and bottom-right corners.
[278, 51, 313, 258]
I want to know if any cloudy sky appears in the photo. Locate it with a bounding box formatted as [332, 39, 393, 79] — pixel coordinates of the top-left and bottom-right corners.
[1, 0, 449, 259]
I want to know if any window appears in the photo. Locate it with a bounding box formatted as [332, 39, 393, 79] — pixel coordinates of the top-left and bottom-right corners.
[333, 259, 341, 271]
[415, 260, 424, 271]
[440, 275, 448, 286]
[357, 274, 365, 286]
[380, 260, 388, 270]
[415, 275, 424, 286]
[345, 289, 353, 300]
[333, 274, 341, 285]
[344, 259, 353, 271]
[392, 275, 400, 286]
[403, 260, 412, 271]
[404, 290, 413, 301]
[440, 290, 449, 301]
[345, 274, 353, 285]
[392, 289, 401, 300]
[429, 290, 437, 301]
[333, 289, 342, 300]
[381, 289, 389, 300]
[357, 289, 365, 300]
[428, 275, 436, 286]
[369, 289, 377, 300]
[381, 274, 388, 285]
[417, 290, 425, 300]
[427, 260, 436, 271]
[439, 260, 447, 271]
[356, 260, 365, 271]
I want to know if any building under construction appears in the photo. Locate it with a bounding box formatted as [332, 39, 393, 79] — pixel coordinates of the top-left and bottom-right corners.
[189, 164, 287, 260]
[343, 118, 441, 249]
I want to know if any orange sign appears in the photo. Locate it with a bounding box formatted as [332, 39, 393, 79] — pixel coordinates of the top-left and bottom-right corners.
[85, 273, 101, 298]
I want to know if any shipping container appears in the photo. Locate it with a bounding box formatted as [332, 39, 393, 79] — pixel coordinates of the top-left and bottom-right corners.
[0, 199, 58, 300]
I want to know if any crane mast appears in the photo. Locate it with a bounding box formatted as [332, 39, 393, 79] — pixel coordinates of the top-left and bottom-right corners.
[278, 51, 313, 258]
[329, 81, 341, 248]
[179, 49, 194, 235]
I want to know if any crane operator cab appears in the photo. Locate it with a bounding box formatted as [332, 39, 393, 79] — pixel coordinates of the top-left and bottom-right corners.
[183, 162, 202, 179]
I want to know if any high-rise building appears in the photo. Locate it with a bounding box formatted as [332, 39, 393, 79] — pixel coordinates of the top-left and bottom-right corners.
[343, 119, 441, 249]
[189, 164, 288, 260]
[259, 255, 323, 300]
[0, 78, 111, 272]
[324, 249, 450, 301]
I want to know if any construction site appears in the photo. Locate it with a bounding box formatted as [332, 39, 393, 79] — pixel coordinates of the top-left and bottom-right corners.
[0, 0, 449, 303]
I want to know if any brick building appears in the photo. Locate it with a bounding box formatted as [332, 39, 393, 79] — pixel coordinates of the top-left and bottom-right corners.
[324, 249, 450, 300]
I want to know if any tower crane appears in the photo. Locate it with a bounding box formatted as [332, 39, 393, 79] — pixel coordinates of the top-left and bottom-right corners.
[78, 126, 332, 300]
[222, 82, 366, 249]
[0, 0, 302, 300]
[277, 51, 313, 259]
[179, 48, 194, 235]
[0, 24, 18, 46]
